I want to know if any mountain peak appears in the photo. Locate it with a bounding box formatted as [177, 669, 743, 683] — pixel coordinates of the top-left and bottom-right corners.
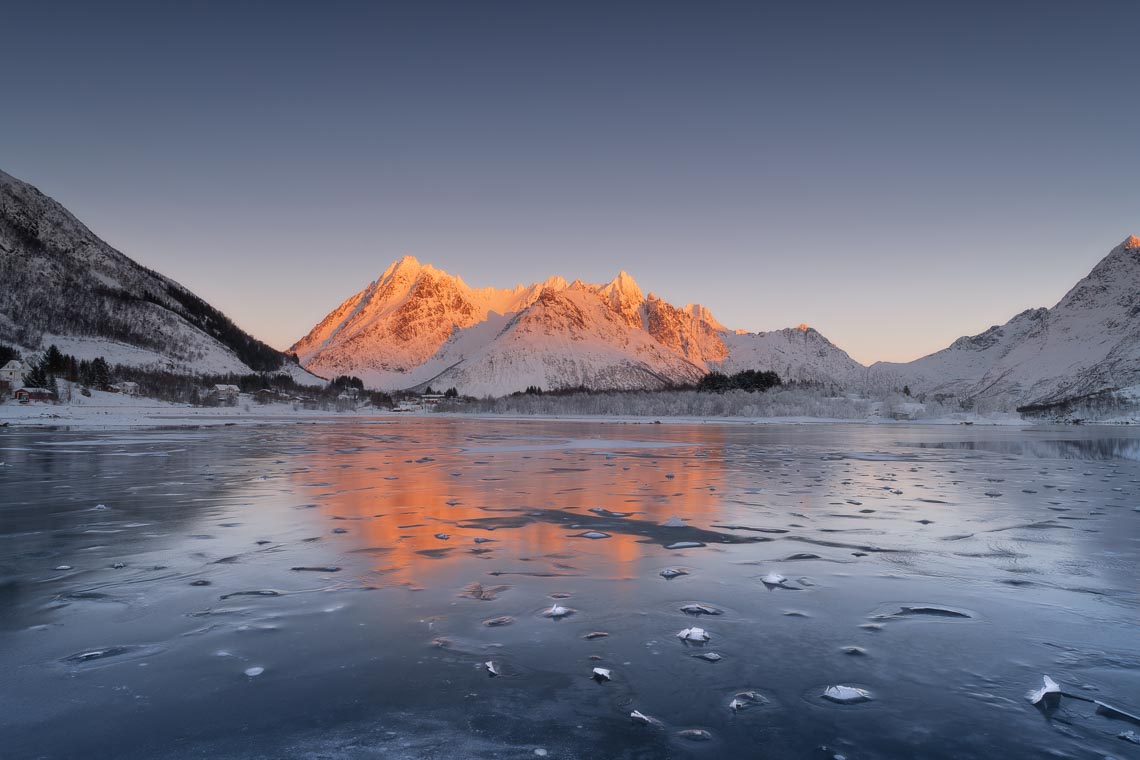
[1122, 234, 1140, 251]
[379, 254, 425, 281]
[600, 270, 644, 302]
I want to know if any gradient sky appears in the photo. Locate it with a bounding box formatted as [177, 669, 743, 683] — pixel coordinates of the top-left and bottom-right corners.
[2, 1, 1138, 364]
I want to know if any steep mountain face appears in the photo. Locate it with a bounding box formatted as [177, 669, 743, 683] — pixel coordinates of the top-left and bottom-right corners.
[0, 168, 313, 379]
[871, 235, 1140, 406]
[295, 259, 863, 394]
[869, 308, 1049, 397]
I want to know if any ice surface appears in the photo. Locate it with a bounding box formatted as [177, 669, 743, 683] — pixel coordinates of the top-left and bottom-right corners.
[1, 419, 1137, 759]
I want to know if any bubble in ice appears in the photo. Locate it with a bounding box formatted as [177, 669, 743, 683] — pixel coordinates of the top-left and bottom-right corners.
[583, 631, 609, 640]
[678, 729, 713, 741]
[54, 565, 73, 571]
[434, 533, 450, 540]
[666, 541, 705, 550]
[483, 616, 514, 627]
[821, 685, 872, 704]
[244, 666, 265, 677]
[679, 603, 722, 616]
[729, 690, 768, 712]
[693, 652, 722, 662]
[574, 531, 611, 540]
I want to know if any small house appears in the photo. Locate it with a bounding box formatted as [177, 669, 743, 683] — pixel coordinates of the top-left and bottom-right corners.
[0, 360, 26, 387]
[114, 381, 140, 396]
[212, 384, 240, 405]
[419, 393, 446, 406]
[14, 387, 55, 403]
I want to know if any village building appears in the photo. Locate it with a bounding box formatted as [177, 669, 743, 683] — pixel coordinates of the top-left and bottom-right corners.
[113, 381, 140, 396]
[211, 384, 240, 405]
[13, 387, 55, 403]
[0, 359, 26, 388]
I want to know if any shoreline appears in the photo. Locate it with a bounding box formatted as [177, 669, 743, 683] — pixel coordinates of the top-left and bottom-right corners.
[0, 401, 1116, 430]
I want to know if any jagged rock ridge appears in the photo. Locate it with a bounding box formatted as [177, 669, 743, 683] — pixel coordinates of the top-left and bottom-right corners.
[293, 257, 863, 395]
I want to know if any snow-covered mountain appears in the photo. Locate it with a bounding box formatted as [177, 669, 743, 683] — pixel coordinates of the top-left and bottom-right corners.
[293, 257, 864, 395]
[298, 236, 1140, 404]
[870, 235, 1140, 407]
[0, 168, 318, 381]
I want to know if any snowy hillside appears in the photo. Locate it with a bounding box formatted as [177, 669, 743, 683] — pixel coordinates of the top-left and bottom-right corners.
[294, 258, 862, 395]
[0, 168, 318, 381]
[716, 326, 865, 388]
[870, 235, 1140, 407]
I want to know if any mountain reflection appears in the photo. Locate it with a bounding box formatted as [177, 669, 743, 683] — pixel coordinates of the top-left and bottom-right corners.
[291, 426, 730, 583]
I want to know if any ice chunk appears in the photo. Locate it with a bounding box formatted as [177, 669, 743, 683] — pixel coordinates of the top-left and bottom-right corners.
[677, 627, 710, 643]
[661, 515, 686, 527]
[666, 541, 705, 550]
[822, 685, 871, 704]
[630, 710, 660, 727]
[543, 604, 574, 619]
[591, 667, 611, 682]
[485, 660, 501, 677]
[1026, 675, 1061, 707]
[659, 567, 688, 580]
[761, 572, 789, 588]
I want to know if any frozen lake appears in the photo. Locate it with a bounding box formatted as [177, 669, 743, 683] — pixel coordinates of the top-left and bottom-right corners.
[1, 420, 1138, 758]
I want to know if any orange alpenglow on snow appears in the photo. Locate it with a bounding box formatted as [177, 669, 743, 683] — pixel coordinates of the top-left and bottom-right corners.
[1123, 234, 1140, 250]
[796, 323, 810, 332]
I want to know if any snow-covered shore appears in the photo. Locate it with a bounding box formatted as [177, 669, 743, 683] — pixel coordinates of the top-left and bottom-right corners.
[4, 387, 1134, 430]
[0, 397, 1036, 430]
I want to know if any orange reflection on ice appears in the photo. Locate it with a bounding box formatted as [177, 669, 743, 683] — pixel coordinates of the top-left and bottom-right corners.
[288, 428, 727, 585]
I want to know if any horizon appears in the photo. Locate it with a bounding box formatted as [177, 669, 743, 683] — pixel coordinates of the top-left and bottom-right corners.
[3, 2, 1138, 364]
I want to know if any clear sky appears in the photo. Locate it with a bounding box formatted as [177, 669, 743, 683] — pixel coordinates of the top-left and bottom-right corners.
[2, 1, 1137, 364]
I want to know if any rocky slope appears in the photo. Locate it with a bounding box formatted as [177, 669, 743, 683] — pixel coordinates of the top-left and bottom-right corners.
[0, 168, 317, 380]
